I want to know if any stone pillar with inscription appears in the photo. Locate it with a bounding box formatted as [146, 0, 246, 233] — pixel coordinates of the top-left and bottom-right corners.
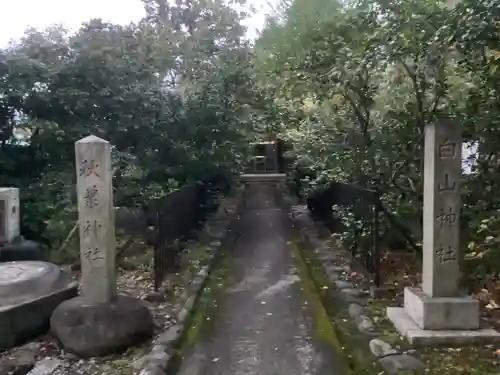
[387, 121, 500, 347]
[422, 121, 461, 298]
[75, 135, 116, 305]
[50, 135, 153, 358]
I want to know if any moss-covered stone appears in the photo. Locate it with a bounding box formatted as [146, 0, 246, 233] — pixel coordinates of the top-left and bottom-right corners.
[292, 236, 384, 375]
[166, 251, 233, 375]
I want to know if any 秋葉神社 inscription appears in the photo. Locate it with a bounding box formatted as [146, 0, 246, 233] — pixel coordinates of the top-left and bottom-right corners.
[79, 159, 101, 178]
[84, 247, 104, 264]
[80, 161, 103, 265]
[49, 135, 154, 358]
[82, 219, 104, 265]
[84, 185, 99, 209]
[75, 135, 116, 305]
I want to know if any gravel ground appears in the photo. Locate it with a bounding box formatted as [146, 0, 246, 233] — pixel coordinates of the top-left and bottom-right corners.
[0, 195, 236, 375]
[0, 249, 192, 375]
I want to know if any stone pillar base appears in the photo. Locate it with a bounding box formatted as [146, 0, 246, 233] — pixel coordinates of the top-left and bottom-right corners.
[50, 295, 154, 358]
[387, 287, 500, 347]
[404, 287, 479, 330]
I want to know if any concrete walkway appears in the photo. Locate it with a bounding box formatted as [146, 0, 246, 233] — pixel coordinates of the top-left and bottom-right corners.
[177, 184, 347, 375]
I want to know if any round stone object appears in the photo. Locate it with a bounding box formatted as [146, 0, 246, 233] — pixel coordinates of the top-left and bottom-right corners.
[0, 261, 61, 307]
[50, 295, 154, 358]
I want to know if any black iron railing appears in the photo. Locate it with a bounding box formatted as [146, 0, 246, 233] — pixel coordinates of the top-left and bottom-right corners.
[307, 181, 381, 286]
[114, 174, 229, 291]
[149, 177, 229, 290]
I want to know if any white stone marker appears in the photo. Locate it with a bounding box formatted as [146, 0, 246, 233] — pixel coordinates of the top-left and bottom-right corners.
[0, 188, 20, 244]
[387, 121, 500, 346]
[75, 135, 116, 305]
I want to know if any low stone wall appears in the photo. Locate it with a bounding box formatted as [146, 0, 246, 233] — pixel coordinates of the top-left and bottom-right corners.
[136, 186, 245, 375]
[291, 204, 426, 375]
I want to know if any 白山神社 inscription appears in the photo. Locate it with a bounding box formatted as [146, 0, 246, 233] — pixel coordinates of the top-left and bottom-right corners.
[386, 121, 500, 345]
[435, 207, 457, 228]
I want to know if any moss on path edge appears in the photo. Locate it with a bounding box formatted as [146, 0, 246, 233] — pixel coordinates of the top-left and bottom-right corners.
[290, 234, 383, 375]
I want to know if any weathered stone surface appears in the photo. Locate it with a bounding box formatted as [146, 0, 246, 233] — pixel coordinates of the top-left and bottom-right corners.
[387, 306, 500, 347]
[348, 303, 364, 319]
[369, 338, 398, 357]
[404, 287, 479, 330]
[422, 121, 461, 298]
[0, 262, 69, 307]
[0, 187, 20, 244]
[139, 362, 169, 375]
[334, 280, 353, 290]
[331, 265, 350, 273]
[26, 359, 62, 375]
[324, 264, 341, 277]
[386, 122, 500, 344]
[341, 288, 368, 304]
[75, 135, 116, 305]
[50, 295, 153, 358]
[0, 262, 78, 351]
[341, 288, 362, 298]
[147, 345, 170, 366]
[178, 296, 195, 323]
[357, 315, 375, 333]
[155, 324, 182, 346]
[378, 354, 425, 375]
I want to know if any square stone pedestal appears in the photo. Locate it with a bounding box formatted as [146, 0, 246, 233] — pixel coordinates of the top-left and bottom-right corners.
[387, 287, 500, 347]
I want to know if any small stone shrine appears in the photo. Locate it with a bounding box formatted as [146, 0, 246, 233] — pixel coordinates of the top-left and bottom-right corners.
[50, 135, 153, 358]
[0, 188, 41, 261]
[0, 187, 20, 244]
[0, 189, 76, 350]
[387, 120, 500, 346]
[0, 261, 78, 350]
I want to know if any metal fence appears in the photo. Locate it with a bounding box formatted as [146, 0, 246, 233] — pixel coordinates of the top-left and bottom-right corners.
[151, 178, 230, 290]
[115, 175, 230, 290]
[307, 181, 381, 286]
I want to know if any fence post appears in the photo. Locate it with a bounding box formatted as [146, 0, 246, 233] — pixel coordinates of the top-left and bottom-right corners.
[153, 210, 162, 291]
[372, 194, 381, 287]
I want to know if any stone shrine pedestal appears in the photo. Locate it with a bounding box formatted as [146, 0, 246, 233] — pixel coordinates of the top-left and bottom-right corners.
[0, 187, 41, 262]
[387, 288, 500, 347]
[387, 121, 500, 346]
[0, 261, 78, 350]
